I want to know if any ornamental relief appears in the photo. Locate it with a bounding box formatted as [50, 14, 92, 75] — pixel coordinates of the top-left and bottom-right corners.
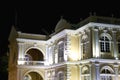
[47, 70, 55, 77]
[81, 33, 89, 43]
[116, 32, 120, 39]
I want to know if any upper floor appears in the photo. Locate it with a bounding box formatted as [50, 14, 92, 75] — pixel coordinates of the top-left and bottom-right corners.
[8, 16, 120, 67]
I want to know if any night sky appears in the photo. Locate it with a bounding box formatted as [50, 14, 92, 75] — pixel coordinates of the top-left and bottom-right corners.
[1, 1, 120, 55]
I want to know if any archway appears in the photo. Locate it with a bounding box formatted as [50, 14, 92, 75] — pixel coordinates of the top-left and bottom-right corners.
[24, 72, 43, 80]
[26, 48, 44, 61]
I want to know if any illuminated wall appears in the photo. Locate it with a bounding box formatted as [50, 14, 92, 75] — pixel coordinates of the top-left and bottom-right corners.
[8, 16, 120, 80]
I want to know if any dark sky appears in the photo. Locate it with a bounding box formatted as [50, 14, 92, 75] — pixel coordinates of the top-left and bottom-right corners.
[0, 1, 120, 55]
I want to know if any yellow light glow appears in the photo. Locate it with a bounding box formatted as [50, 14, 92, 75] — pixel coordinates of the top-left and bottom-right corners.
[70, 53, 78, 61]
[18, 61, 25, 65]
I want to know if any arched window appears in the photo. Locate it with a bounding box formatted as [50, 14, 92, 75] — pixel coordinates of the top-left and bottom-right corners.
[82, 66, 89, 74]
[100, 33, 111, 52]
[58, 41, 64, 62]
[81, 66, 90, 80]
[100, 66, 114, 80]
[57, 72, 64, 80]
[26, 48, 44, 61]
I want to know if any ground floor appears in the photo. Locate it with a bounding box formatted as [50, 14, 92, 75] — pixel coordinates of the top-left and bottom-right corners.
[9, 59, 120, 80]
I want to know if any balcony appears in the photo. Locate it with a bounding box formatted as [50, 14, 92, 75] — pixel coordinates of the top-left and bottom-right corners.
[17, 58, 48, 66]
[18, 60, 46, 65]
[100, 53, 114, 59]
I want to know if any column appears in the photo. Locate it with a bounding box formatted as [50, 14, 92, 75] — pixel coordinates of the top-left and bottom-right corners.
[64, 35, 68, 62]
[78, 33, 82, 60]
[112, 31, 117, 59]
[89, 64, 92, 80]
[65, 33, 71, 61]
[91, 62, 100, 80]
[55, 47, 58, 63]
[17, 68, 23, 80]
[88, 28, 92, 58]
[17, 68, 20, 80]
[114, 64, 119, 80]
[95, 63, 100, 80]
[79, 64, 82, 80]
[85, 28, 92, 58]
[45, 44, 49, 65]
[49, 44, 54, 65]
[51, 69, 55, 80]
[17, 42, 25, 65]
[18, 42, 24, 60]
[45, 70, 48, 80]
[92, 28, 99, 58]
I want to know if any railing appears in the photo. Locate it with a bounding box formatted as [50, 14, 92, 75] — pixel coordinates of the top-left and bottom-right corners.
[100, 54, 114, 59]
[18, 60, 47, 66]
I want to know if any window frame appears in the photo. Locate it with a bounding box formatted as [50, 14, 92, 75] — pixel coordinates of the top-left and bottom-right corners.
[57, 41, 64, 62]
[99, 33, 112, 53]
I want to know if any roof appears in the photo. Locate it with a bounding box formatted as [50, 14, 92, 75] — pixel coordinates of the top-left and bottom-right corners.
[73, 16, 120, 29]
[54, 17, 72, 33]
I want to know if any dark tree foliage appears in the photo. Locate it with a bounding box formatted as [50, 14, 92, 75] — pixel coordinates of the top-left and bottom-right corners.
[0, 54, 8, 80]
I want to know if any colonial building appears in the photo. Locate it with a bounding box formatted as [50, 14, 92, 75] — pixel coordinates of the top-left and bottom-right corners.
[8, 16, 120, 80]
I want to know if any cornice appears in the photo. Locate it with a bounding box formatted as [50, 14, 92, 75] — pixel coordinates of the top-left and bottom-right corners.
[50, 29, 74, 41]
[16, 38, 46, 44]
[76, 22, 120, 33]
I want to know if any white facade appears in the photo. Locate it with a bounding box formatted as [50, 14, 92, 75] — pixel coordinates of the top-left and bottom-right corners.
[8, 16, 120, 80]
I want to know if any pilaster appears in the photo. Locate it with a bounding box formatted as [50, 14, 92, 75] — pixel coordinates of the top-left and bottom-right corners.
[88, 64, 92, 80]
[87, 28, 92, 58]
[18, 42, 25, 60]
[65, 34, 71, 61]
[79, 64, 82, 80]
[114, 63, 119, 80]
[95, 63, 100, 80]
[45, 44, 49, 65]
[91, 62, 100, 80]
[66, 65, 71, 80]
[45, 70, 48, 80]
[78, 33, 82, 60]
[92, 28, 99, 58]
[112, 31, 117, 59]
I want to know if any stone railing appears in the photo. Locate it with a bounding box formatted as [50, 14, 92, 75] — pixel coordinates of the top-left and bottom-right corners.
[17, 58, 47, 65]
[100, 54, 114, 59]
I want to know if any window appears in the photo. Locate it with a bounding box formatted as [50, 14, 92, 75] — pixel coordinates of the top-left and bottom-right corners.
[100, 66, 113, 80]
[58, 72, 64, 80]
[58, 41, 64, 62]
[82, 66, 89, 74]
[100, 35, 110, 52]
[81, 34, 89, 59]
[101, 69, 111, 74]
[101, 76, 112, 80]
[83, 42, 89, 55]
[118, 38, 120, 53]
[82, 66, 90, 80]
[118, 43, 120, 53]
